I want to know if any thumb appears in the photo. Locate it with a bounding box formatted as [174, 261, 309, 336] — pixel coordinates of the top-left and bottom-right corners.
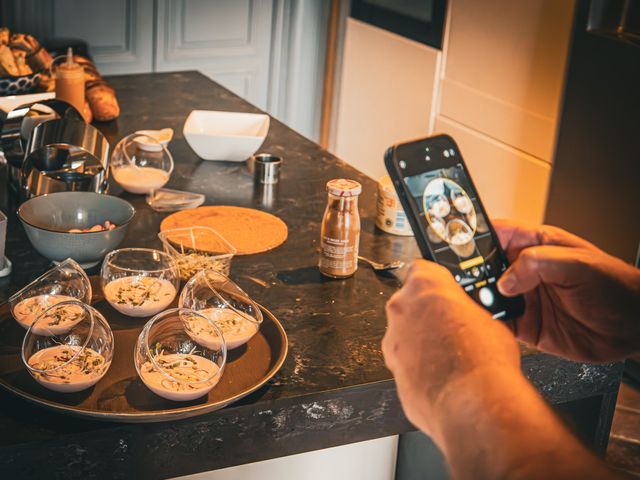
[497, 245, 582, 296]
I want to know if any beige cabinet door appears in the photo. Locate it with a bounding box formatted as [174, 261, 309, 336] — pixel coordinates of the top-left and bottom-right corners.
[435, 116, 551, 224]
[440, 0, 575, 162]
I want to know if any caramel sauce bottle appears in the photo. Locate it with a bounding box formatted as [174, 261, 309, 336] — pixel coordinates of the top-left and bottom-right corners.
[319, 179, 362, 278]
[55, 47, 85, 116]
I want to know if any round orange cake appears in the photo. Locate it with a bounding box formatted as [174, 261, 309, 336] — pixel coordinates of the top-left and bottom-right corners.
[160, 206, 288, 255]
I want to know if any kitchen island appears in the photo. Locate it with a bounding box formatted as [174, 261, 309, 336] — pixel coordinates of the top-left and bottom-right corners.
[0, 72, 623, 479]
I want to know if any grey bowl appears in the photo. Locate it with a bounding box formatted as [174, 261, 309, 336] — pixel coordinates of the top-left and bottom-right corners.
[18, 192, 135, 268]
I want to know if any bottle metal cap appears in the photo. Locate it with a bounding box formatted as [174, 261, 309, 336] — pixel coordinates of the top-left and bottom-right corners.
[326, 178, 362, 197]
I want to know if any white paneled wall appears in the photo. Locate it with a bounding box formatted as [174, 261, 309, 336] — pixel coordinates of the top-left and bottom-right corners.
[52, 0, 154, 74]
[155, 0, 274, 109]
[3, 0, 328, 141]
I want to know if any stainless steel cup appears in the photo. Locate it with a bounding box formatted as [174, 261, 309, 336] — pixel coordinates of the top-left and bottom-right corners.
[253, 153, 282, 185]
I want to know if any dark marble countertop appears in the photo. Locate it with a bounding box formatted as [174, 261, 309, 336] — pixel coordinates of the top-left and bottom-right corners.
[0, 72, 623, 479]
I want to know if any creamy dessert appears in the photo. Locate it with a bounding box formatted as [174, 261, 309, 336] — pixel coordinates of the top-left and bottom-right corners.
[139, 352, 220, 401]
[452, 194, 473, 214]
[104, 276, 176, 317]
[27, 345, 109, 393]
[427, 220, 446, 244]
[112, 166, 170, 194]
[450, 231, 476, 258]
[428, 195, 451, 218]
[13, 294, 80, 332]
[186, 307, 258, 350]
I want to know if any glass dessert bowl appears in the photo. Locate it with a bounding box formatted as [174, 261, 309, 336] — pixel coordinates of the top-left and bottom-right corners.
[179, 270, 263, 350]
[9, 258, 92, 330]
[21, 300, 114, 393]
[100, 248, 180, 318]
[158, 226, 236, 281]
[135, 308, 227, 401]
[111, 133, 174, 194]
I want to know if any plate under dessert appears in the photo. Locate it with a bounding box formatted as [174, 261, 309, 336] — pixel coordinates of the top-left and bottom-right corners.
[0, 277, 288, 423]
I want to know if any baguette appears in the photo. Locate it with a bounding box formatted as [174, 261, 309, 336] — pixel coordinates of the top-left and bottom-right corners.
[86, 80, 120, 121]
[12, 49, 33, 75]
[9, 33, 32, 52]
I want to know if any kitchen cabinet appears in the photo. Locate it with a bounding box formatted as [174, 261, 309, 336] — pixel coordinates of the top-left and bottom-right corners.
[432, 0, 575, 224]
[435, 116, 551, 224]
[439, 0, 575, 163]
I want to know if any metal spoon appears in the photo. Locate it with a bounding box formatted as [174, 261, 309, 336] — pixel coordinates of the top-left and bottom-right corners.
[358, 255, 405, 272]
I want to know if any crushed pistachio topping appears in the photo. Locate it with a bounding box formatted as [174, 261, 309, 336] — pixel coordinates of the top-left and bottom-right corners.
[187, 308, 256, 339]
[40, 303, 85, 327]
[29, 346, 107, 384]
[14, 295, 75, 322]
[142, 350, 218, 392]
[111, 277, 171, 307]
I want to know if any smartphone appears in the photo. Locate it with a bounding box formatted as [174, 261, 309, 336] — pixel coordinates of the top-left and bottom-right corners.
[384, 134, 524, 320]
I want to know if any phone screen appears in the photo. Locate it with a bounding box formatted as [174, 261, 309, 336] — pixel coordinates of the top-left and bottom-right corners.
[396, 143, 521, 319]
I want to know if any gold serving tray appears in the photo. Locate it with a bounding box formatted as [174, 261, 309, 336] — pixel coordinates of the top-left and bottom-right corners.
[0, 278, 288, 423]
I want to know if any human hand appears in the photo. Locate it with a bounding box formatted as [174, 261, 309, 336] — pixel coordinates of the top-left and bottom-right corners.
[382, 260, 520, 438]
[495, 219, 640, 362]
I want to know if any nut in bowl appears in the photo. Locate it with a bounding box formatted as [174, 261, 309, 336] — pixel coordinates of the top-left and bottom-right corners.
[158, 226, 236, 281]
[111, 133, 174, 194]
[101, 248, 180, 318]
[22, 300, 114, 393]
[135, 308, 227, 401]
[9, 258, 92, 331]
[179, 270, 263, 350]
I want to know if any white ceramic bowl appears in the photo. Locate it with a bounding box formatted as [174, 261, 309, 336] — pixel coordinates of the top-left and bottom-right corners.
[183, 110, 269, 162]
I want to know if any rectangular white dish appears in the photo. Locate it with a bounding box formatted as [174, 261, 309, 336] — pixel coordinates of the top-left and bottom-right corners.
[183, 110, 270, 162]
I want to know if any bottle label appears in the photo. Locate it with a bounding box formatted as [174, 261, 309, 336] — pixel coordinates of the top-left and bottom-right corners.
[319, 235, 359, 274]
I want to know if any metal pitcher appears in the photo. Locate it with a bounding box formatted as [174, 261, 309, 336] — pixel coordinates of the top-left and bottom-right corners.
[0, 99, 83, 193]
[21, 118, 110, 200]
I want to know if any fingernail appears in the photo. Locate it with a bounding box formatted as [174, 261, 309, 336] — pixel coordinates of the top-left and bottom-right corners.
[498, 274, 516, 295]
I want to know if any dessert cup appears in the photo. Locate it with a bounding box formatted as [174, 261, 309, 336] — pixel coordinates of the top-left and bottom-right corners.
[179, 270, 262, 350]
[9, 258, 92, 330]
[158, 226, 236, 281]
[101, 248, 180, 318]
[135, 308, 227, 401]
[22, 300, 114, 393]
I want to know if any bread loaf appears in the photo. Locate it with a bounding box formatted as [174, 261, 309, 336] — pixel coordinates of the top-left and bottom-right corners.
[0, 44, 19, 76]
[0, 28, 9, 45]
[86, 80, 120, 121]
[26, 46, 52, 71]
[12, 49, 32, 75]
